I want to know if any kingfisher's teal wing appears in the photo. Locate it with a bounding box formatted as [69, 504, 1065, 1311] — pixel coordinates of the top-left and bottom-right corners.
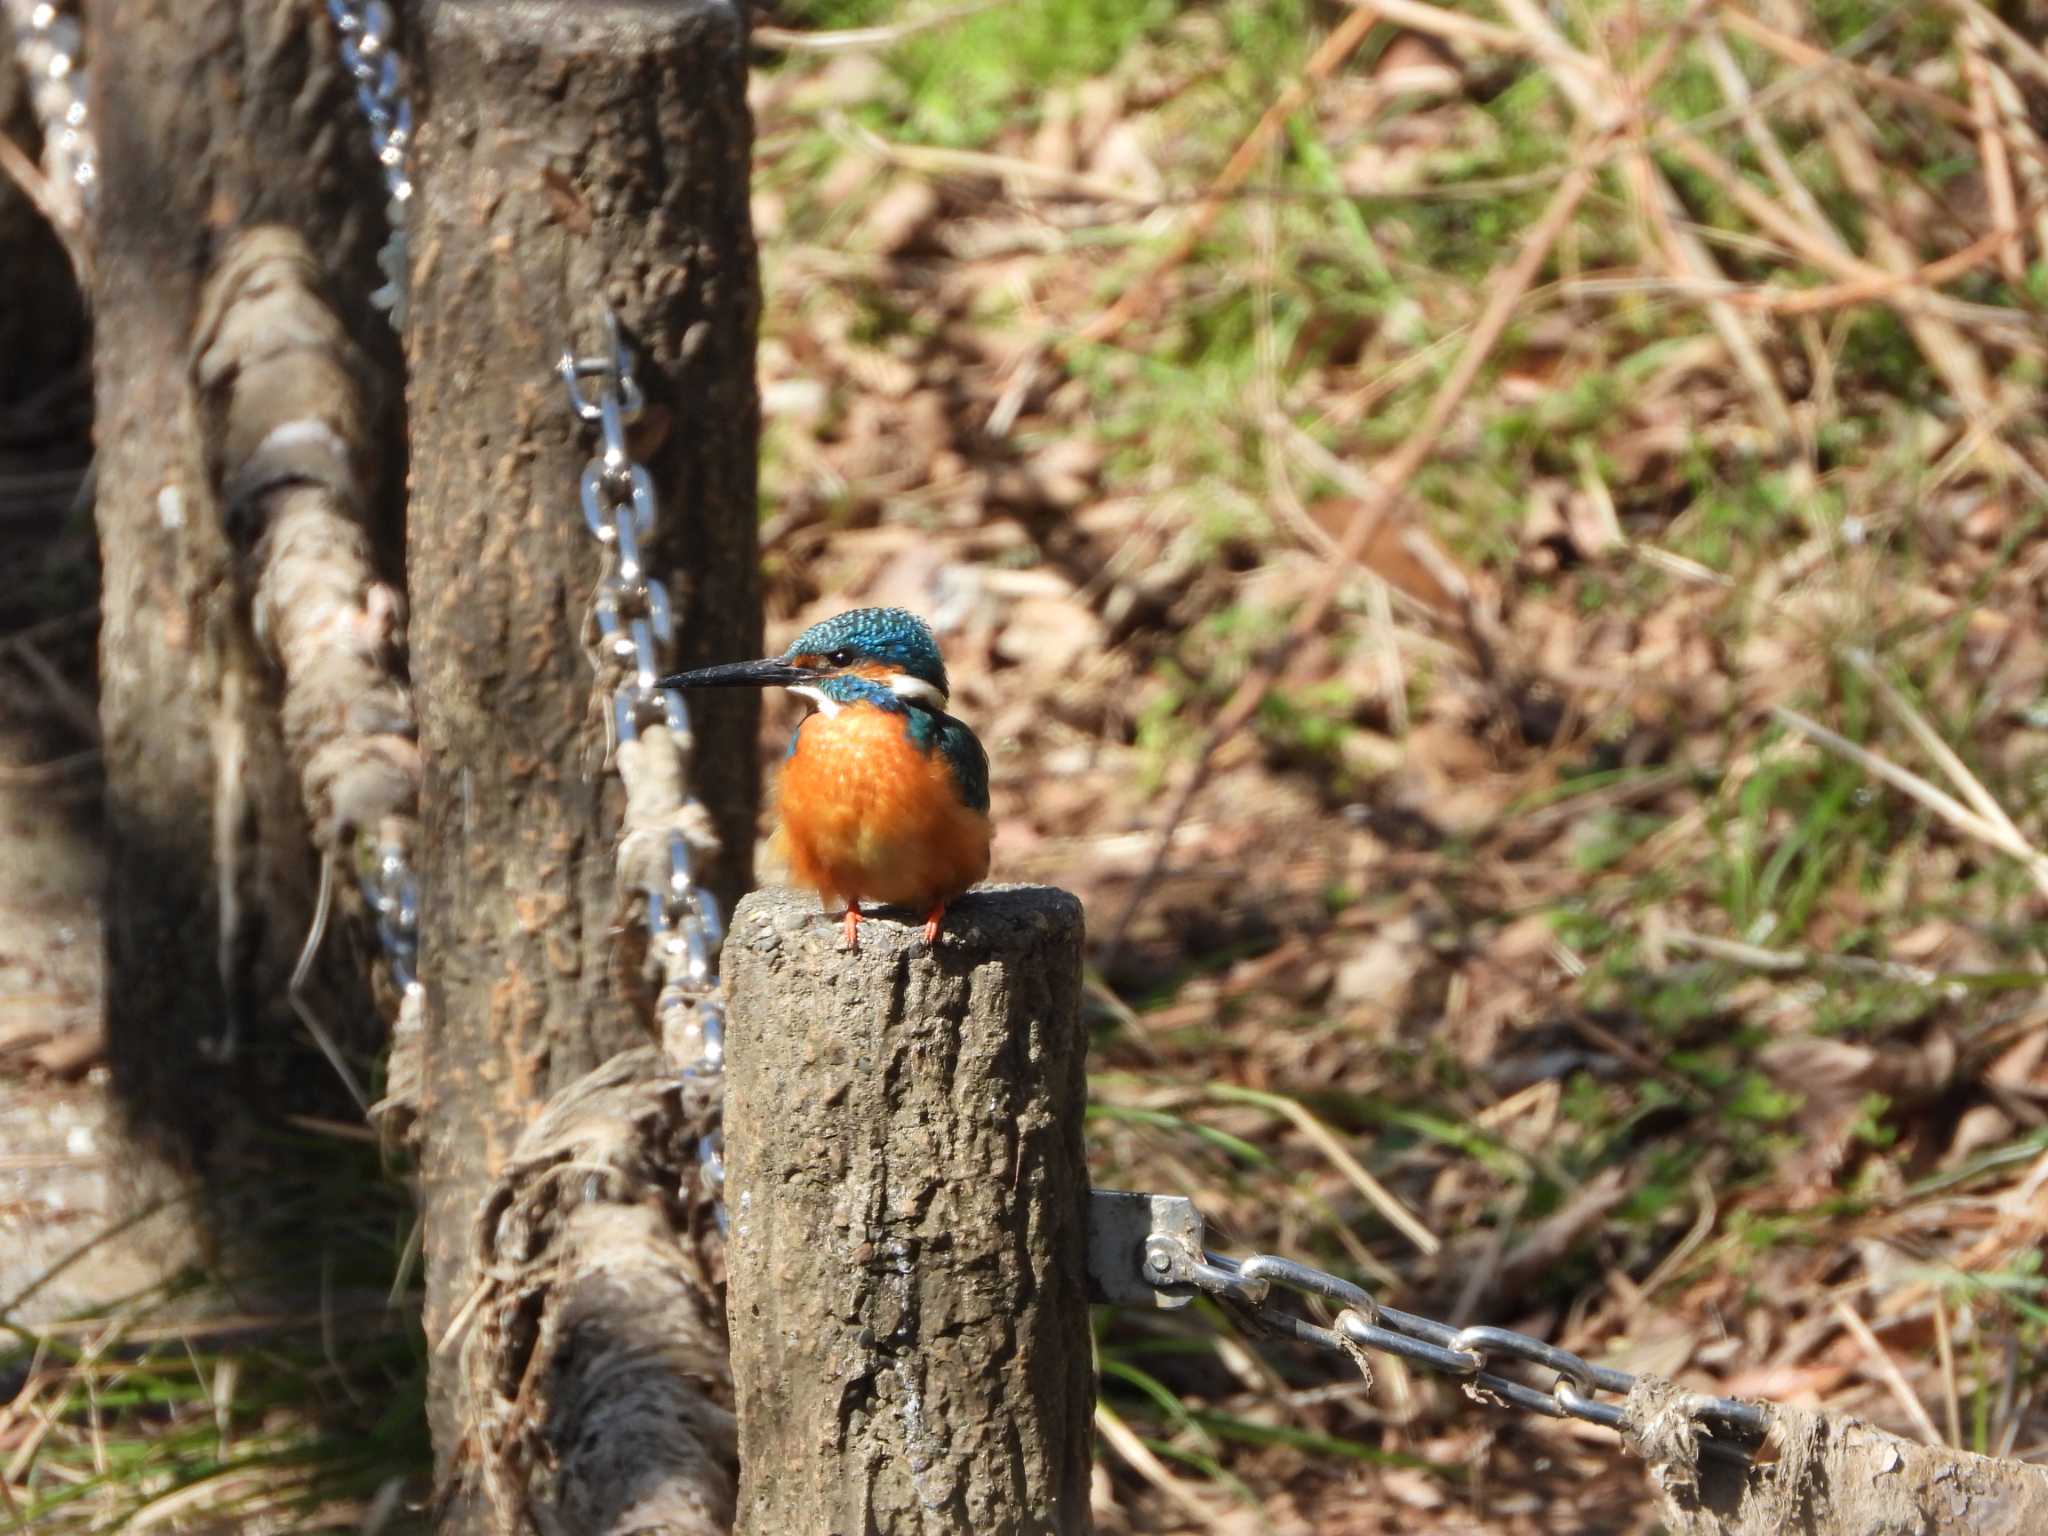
[936, 714, 989, 813]
[905, 707, 988, 812]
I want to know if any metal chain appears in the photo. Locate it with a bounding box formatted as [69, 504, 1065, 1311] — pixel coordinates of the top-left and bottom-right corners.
[321, 0, 421, 1006]
[561, 310, 728, 1203]
[324, 0, 413, 328]
[314, 14, 724, 1197]
[1142, 1225, 1769, 1452]
[7, 0, 96, 224]
[360, 822, 420, 999]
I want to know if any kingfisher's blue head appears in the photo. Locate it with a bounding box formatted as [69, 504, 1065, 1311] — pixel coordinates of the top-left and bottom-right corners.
[658, 606, 951, 711]
[785, 608, 949, 701]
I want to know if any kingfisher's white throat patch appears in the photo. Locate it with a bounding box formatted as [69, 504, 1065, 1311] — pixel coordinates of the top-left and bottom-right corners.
[789, 684, 841, 717]
[790, 674, 947, 717]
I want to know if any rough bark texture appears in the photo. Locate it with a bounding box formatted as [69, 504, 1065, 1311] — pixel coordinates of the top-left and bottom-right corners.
[189, 225, 421, 1083]
[190, 227, 419, 873]
[1624, 1376, 2048, 1535]
[88, 0, 394, 1159]
[725, 884, 1094, 1536]
[407, 0, 760, 1505]
[455, 1046, 732, 1536]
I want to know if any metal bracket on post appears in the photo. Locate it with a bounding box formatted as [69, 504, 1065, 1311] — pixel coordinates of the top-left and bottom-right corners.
[1085, 1189, 1204, 1309]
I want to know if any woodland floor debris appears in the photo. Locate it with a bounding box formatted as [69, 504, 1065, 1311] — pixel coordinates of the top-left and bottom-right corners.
[5, 0, 2048, 1529]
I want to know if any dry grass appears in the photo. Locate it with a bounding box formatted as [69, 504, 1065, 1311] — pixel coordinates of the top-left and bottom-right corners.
[5, 0, 2048, 1528]
[746, 0, 2048, 1529]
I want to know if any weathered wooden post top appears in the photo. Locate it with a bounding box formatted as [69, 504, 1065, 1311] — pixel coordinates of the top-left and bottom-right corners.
[724, 883, 1094, 1535]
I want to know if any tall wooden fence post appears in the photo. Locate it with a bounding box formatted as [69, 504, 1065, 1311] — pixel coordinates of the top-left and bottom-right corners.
[725, 885, 1095, 1534]
[408, 0, 758, 1518]
[89, 0, 393, 1159]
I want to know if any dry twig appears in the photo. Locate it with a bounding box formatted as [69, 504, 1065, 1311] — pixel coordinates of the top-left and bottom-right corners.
[1211, 1084, 1440, 1256]
[0, 132, 87, 286]
[1772, 705, 2048, 899]
[1842, 649, 2029, 855]
[1105, 152, 1601, 959]
[1718, 8, 1978, 132]
[1493, 0, 1794, 436]
[1960, 20, 2028, 285]
[752, 0, 1004, 53]
[1700, 29, 1844, 253]
[1736, 229, 2019, 316]
[1941, 0, 2048, 87]
[1833, 1301, 1945, 1447]
[1076, 4, 1383, 345]
[1659, 925, 1946, 989]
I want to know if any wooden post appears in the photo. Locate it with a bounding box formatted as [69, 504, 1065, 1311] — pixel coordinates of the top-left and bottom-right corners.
[407, 0, 759, 1515]
[88, 0, 394, 1158]
[1625, 1380, 2048, 1535]
[724, 885, 1095, 1536]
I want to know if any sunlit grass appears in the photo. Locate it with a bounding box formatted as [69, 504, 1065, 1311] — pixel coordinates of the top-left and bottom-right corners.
[1, 1121, 428, 1531]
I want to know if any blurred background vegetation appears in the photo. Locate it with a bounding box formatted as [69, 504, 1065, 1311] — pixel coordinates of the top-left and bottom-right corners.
[5, 0, 2048, 1529]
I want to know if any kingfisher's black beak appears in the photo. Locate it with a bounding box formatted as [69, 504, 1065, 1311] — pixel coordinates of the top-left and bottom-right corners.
[657, 656, 821, 690]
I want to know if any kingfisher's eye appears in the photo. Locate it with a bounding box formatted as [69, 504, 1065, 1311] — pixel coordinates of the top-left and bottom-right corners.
[828, 649, 853, 667]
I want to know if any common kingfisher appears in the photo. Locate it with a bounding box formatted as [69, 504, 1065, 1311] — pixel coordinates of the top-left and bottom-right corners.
[659, 607, 992, 951]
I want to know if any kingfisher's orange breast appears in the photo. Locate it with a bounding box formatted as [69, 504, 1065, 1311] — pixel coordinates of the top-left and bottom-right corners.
[774, 704, 991, 911]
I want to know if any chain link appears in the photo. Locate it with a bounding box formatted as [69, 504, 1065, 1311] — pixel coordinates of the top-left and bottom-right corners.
[317, 0, 421, 1009]
[1144, 1231, 1768, 1451]
[7, 0, 95, 223]
[358, 821, 421, 999]
[562, 310, 728, 1202]
[324, 0, 413, 327]
[318, 10, 721, 1189]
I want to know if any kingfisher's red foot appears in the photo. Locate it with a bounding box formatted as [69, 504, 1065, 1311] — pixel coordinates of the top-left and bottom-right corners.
[920, 902, 946, 947]
[840, 903, 863, 952]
